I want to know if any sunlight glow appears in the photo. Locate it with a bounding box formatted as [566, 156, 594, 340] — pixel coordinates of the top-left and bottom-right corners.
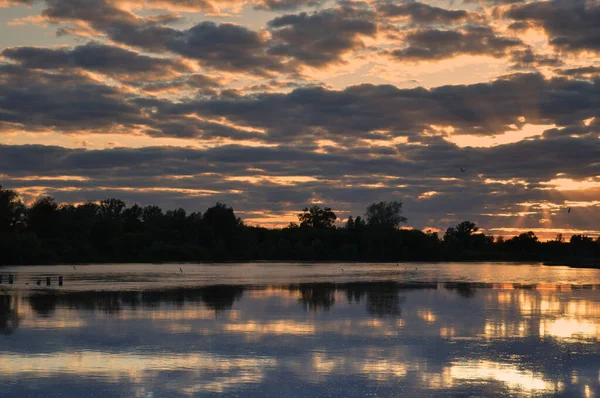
[446, 124, 555, 148]
[225, 176, 319, 185]
[418, 191, 439, 199]
[540, 178, 600, 191]
[9, 175, 90, 182]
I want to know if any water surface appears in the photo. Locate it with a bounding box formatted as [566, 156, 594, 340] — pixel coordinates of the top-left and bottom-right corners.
[1, 262, 600, 397]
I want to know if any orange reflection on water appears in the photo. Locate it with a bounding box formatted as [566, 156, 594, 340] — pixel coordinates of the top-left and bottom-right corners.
[484, 320, 529, 339]
[440, 326, 456, 339]
[19, 318, 87, 329]
[104, 307, 220, 321]
[449, 360, 560, 394]
[224, 320, 315, 336]
[540, 319, 600, 341]
[417, 309, 436, 323]
[0, 352, 276, 385]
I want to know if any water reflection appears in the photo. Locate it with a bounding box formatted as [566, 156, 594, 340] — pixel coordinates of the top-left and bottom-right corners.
[0, 295, 19, 335]
[2, 278, 600, 396]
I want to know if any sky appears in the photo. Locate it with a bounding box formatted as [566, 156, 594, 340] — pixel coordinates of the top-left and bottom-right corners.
[0, 0, 599, 239]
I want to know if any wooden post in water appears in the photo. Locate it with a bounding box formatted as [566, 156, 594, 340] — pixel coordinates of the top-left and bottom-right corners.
[58, 276, 63, 286]
[46, 276, 51, 286]
[8, 274, 13, 284]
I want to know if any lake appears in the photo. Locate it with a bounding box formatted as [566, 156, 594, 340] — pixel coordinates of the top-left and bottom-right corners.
[1, 262, 600, 397]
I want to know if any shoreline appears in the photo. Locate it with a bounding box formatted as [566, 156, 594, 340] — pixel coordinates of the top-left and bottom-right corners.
[1, 259, 548, 267]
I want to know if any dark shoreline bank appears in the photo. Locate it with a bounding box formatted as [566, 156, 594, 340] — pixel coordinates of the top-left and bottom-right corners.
[3, 259, 595, 268]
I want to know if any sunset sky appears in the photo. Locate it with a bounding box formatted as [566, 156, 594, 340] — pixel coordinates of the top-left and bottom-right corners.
[1, 0, 599, 239]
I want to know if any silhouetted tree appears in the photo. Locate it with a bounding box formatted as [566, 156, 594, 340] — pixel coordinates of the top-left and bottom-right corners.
[554, 233, 564, 243]
[27, 196, 59, 239]
[345, 216, 354, 229]
[444, 221, 478, 248]
[298, 205, 337, 229]
[0, 184, 597, 264]
[203, 203, 242, 233]
[142, 205, 163, 223]
[506, 231, 539, 253]
[99, 198, 126, 219]
[354, 216, 366, 229]
[365, 201, 407, 229]
[0, 186, 23, 233]
[123, 203, 143, 233]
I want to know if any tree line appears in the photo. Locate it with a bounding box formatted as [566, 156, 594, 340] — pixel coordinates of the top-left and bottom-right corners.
[0, 185, 598, 265]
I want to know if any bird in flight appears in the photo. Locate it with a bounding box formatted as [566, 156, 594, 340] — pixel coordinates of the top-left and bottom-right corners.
[460, 168, 466, 172]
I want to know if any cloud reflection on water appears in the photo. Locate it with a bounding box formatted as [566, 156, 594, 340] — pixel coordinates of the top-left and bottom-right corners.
[1, 280, 600, 396]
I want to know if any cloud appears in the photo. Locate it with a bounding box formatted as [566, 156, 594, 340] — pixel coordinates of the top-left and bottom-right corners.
[172, 72, 600, 140]
[166, 21, 283, 75]
[122, 0, 240, 14]
[19, 0, 284, 75]
[506, 0, 600, 53]
[2, 42, 191, 80]
[134, 73, 222, 95]
[0, 64, 144, 131]
[253, 0, 321, 11]
[389, 25, 522, 61]
[377, 1, 475, 25]
[510, 47, 563, 69]
[2, 63, 600, 144]
[267, 7, 377, 68]
[555, 66, 600, 78]
[0, 0, 35, 6]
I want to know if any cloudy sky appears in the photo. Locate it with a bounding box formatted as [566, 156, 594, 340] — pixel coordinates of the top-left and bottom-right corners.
[0, 0, 599, 238]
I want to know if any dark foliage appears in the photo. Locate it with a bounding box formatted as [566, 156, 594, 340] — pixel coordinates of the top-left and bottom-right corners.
[0, 186, 598, 265]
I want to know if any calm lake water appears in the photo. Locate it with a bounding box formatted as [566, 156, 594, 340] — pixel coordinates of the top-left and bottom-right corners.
[1, 262, 600, 397]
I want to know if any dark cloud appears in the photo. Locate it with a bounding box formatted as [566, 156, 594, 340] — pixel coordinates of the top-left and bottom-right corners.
[2, 63, 600, 144]
[166, 22, 283, 75]
[0, 64, 259, 139]
[0, 64, 144, 131]
[136, 73, 222, 95]
[506, 0, 600, 53]
[173, 72, 600, 139]
[25, 0, 284, 75]
[378, 1, 475, 25]
[267, 7, 377, 67]
[129, 0, 237, 13]
[510, 47, 563, 69]
[507, 21, 534, 31]
[555, 66, 600, 78]
[390, 26, 522, 61]
[253, 0, 321, 11]
[39, 0, 180, 51]
[2, 42, 190, 80]
[0, 0, 37, 5]
[463, 0, 527, 4]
